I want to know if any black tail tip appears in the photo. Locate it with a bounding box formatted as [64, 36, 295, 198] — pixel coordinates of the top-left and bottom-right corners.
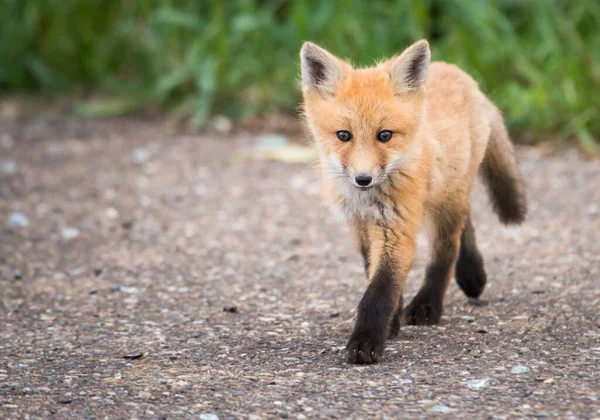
[496, 197, 527, 225]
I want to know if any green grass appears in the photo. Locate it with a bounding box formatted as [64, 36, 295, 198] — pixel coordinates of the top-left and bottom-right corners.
[1, 0, 599, 145]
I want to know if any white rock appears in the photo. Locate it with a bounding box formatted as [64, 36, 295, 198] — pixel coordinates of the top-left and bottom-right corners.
[430, 404, 451, 414]
[106, 207, 119, 219]
[199, 414, 219, 420]
[211, 115, 233, 133]
[1, 160, 16, 174]
[137, 391, 151, 399]
[61, 227, 80, 240]
[132, 148, 151, 164]
[8, 212, 29, 229]
[511, 365, 530, 374]
[467, 378, 490, 389]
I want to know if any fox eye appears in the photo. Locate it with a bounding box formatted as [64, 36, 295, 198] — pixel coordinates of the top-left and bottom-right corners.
[377, 130, 393, 143]
[336, 130, 352, 142]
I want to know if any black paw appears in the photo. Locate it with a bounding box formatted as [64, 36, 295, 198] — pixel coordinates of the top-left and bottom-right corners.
[456, 247, 487, 298]
[346, 330, 385, 364]
[404, 294, 442, 325]
[455, 260, 487, 298]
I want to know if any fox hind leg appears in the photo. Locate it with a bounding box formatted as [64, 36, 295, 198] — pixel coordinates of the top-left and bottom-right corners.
[455, 213, 487, 298]
[404, 205, 464, 325]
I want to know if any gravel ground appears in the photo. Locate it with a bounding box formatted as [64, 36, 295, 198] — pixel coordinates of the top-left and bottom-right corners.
[1, 116, 599, 419]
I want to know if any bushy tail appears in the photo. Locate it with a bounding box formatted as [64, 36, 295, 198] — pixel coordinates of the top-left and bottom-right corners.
[480, 103, 527, 224]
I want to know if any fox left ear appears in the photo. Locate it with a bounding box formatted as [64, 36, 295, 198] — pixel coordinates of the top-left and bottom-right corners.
[389, 40, 431, 94]
[300, 42, 346, 96]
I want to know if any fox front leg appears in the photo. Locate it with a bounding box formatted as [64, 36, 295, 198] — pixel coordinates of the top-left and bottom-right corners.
[346, 221, 417, 364]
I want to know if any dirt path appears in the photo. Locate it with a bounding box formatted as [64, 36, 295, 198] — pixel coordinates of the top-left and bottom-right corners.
[1, 117, 599, 419]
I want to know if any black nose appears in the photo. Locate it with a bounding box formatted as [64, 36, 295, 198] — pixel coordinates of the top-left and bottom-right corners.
[355, 175, 373, 187]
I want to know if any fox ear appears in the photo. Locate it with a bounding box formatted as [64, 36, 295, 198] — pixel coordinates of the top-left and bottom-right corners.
[300, 42, 345, 95]
[389, 40, 430, 94]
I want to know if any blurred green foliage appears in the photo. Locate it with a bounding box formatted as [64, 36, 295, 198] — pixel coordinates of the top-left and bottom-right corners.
[1, 0, 599, 144]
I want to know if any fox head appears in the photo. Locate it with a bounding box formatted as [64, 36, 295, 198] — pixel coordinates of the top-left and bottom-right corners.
[300, 40, 430, 191]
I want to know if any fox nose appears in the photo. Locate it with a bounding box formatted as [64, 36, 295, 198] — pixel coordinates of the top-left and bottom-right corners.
[355, 174, 373, 187]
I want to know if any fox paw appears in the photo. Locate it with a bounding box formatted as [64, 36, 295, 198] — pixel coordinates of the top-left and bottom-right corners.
[404, 295, 442, 325]
[346, 330, 385, 364]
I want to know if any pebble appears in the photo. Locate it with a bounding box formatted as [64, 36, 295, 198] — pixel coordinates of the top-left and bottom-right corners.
[195, 183, 208, 196]
[61, 227, 80, 240]
[223, 306, 238, 313]
[430, 404, 451, 414]
[89, 287, 98, 295]
[138, 391, 152, 400]
[132, 147, 151, 164]
[199, 414, 219, 420]
[13, 270, 22, 280]
[211, 115, 233, 133]
[511, 365, 530, 374]
[255, 134, 289, 149]
[279, 412, 289, 419]
[110, 285, 121, 292]
[106, 207, 119, 219]
[1, 160, 16, 174]
[8, 212, 29, 229]
[467, 378, 490, 389]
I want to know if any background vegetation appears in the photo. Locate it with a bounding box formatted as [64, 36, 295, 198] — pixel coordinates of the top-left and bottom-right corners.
[1, 0, 599, 145]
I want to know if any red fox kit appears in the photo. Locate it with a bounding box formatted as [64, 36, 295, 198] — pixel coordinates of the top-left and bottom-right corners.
[300, 40, 527, 364]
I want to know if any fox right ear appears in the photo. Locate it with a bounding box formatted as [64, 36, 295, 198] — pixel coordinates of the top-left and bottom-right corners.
[300, 42, 345, 95]
[389, 40, 431, 94]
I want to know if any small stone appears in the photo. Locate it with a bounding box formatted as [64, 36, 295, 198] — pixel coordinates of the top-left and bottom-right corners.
[223, 306, 238, 313]
[468, 297, 489, 307]
[467, 378, 490, 389]
[132, 148, 151, 164]
[124, 353, 144, 360]
[89, 287, 98, 295]
[279, 412, 289, 419]
[120, 286, 138, 294]
[1, 160, 16, 174]
[121, 220, 135, 230]
[106, 207, 119, 219]
[57, 398, 72, 404]
[94, 268, 103, 277]
[13, 270, 22, 280]
[430, 404, 451, 414]
[8, 212, 29, 229]
[543, 378, 555, 384]
[511, 365, 530, 374]
[199, 414, 219, 420]
[255, 134, 289, 149]
[110, 285, 121, 292]
[61, 227, 80, 240]
[137, 391, 151, 400]
[195, 184, 208, 196]
[211, 115, 233, 133]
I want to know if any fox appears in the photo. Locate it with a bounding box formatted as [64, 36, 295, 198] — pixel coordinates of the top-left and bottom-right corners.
[299, 40, 527, 364]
